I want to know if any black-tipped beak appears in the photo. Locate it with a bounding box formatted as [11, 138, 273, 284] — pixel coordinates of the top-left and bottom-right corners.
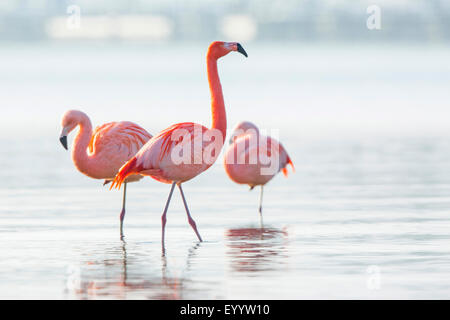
[60, 136, 68, 150]
[237, 43, 248, 57]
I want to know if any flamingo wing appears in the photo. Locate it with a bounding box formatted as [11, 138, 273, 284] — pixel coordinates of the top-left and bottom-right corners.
[266, 137, 294, 176]
[237, 135, 294, 177]
[89, 121, 152, 159]
[111, 122, 210, 189]
[155, 122, 211, 160]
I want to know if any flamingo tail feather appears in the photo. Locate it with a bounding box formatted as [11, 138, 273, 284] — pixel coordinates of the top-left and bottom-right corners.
[282, 155, 295, 177]
[111, 157, 138, 190]
[288, 156, 295, 172]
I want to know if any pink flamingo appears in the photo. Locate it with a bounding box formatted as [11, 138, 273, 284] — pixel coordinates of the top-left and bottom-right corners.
[111, 41, 248, 244]
[223, 121, 294, 219]
[59, 110, 152, 234]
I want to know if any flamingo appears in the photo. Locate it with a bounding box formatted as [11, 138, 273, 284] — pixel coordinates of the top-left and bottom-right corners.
[223, 121, 294, 220]
[111, 41, 248, 244]
[59, 110, 152, 235]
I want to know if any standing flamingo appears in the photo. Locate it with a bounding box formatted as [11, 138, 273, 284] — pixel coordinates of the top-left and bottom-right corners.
[223, 121, 294, 220]
[59, 110, 152, 235]
[111, 41, 248, 245]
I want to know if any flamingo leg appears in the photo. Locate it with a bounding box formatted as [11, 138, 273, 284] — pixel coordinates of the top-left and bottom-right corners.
[259, 185, 264, 227]
[161, 182, 176, 246]
[259, 185, 264, 214]
[119, 182, 127, 238]
[177, 184, 203, 242]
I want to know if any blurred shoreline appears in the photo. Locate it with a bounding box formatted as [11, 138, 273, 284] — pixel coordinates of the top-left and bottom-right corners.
[1, 41, 449, 140]
[1, 0, 449, 44]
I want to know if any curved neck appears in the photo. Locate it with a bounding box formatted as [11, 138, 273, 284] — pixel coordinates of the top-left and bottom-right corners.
[207, 56, 227, 143]
[72, 116, 94, 175]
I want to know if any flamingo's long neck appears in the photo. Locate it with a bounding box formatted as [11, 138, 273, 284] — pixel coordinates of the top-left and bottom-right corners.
[207, 56, 227, 143]
[72, 116, 95, 176]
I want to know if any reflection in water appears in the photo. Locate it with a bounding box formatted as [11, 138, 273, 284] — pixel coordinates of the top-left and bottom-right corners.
[226, 227, 289, 273]
[66, 241, 203, 300]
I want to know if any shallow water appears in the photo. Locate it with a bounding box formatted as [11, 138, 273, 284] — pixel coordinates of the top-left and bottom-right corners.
[2, 134, 450, 299]
[1, 43, 450, 299]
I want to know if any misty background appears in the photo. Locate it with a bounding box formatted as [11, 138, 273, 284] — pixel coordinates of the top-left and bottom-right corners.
[1, 0, 450, 43]
[0, 0, 449, 138]
[1, 1, 450, 299]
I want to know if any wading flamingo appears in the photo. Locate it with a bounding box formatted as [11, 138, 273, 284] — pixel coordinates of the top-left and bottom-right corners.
[224, 121, 294, 220]
[59, 110, 152, 235]
[111, 41, 248, 245]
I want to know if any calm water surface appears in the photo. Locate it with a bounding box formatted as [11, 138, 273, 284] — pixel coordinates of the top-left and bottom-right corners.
[2, 135, 450, 299]
[1, 44, 450, 299]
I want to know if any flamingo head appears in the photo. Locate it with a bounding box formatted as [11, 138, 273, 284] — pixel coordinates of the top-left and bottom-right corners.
[207, 41, 248, 59]
[59, 109, 87, 150]
[228, 121, 259, 145]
